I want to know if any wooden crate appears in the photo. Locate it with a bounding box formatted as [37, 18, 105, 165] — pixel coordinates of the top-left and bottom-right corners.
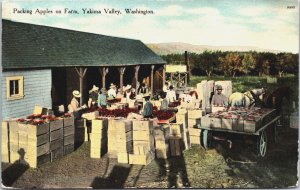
[190, 136, 201, 145]
[51, 147, 63, 161]
[189, 128, 201, 137]
[50, 119, 64, 132]
[221, 118, 233, 130]
[133, 141, 154, 155]
[50, 128, 63, 142]
[26, 153, 51, 168]
[188, 118, 201, 128]
[232, 119, 244, 131]
[92, 119, 108, 134]
[176, 112, 188, 129]
[117, 153, 129, 163]
[26, 142, 50, 157]
[64, 144, 74, 155]
[10, 151, 20, 163]
[28, 133, 49, 146]
[50, 139, 63, 151]
[27, 123, 50, 136]
[128, 152, 154, 165]
[169, 123, 183, 137]
[132, 120, 153, 132]
[132, 131, 154, 142]
[244, 119, 262, 133]
[117, 131, 133, 142]
[188, 109, 205, 119]
[155, 142, 169, 159]
[63, 116, 74, 127]
[64, 125, 75, 137]
[201, 116, 222, 128]
[169, 137, 183, 157]
[90, 147, 101, 158]
[64, 134, 74, 146]
[117, 141, 133, 153]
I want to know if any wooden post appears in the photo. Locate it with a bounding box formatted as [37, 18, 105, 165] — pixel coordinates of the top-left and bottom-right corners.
[75, 67, 87, 106]
[118, 67, 126, 94]
[135, 65, 140, 95]
[185, 73, 188, 87]
[171, 73, 174, 85]
[151, 65, 155, 97]
[99, 67, 109, 89]
[162, 65, 166, 85]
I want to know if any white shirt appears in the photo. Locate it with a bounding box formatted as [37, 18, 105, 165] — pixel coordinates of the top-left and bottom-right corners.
[108, 88, 116, 98]
[167, 90, 176, 102]
[163, 85, 168, 93]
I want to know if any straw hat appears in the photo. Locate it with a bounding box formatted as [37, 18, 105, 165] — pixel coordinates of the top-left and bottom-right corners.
[124, 84, 132, 91]
[109, 83, 116, 89]
[89, 85, 99, 93]
[72, 90, 81, 98]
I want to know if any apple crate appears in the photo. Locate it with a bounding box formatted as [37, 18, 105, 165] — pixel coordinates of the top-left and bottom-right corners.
[128, 151, 154, 165]
[26, 152, 51, 168]
[64, 143, 74, 155]
[92, 119, 108, 134]
[169, 123, 184, 137]
[232, 119, 244, 132]
[132, 120, 153, 132]
[188, 109, 205, 119]
[51, 147, 63, 161]
[50, 118, 64, 132]
[117, 152, 129, 163]
[176, 112, 188, 129]
[243, 119, 262, 133]
[50, 128, 63, 142]
[63, 116, 74, 127]
[188, 118, 201, 128]
[64, 125, 75, 137]
[201, 116, 222, 128]
[169, 136, 183, 157]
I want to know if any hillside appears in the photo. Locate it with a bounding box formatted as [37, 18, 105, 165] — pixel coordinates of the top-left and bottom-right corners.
[147, 42, 281, 55]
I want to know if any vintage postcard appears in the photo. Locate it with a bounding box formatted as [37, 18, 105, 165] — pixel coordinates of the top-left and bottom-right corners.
[1, 0, 299, 188]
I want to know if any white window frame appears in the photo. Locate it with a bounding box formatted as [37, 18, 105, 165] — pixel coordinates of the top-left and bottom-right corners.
[6, 76, 24, 100]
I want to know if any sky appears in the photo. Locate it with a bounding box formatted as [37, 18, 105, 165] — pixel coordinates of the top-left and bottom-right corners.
[2, 0, 299, 53]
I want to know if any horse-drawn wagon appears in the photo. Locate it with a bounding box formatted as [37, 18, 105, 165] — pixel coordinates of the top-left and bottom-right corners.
[198, 107, 281, 158]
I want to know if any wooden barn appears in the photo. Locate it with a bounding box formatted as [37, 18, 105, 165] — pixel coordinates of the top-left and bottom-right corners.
[1, 19, 166, 119]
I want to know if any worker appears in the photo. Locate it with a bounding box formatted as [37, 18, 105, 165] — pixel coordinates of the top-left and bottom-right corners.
[166, 85, 176, 102]
[88, 85, 99, 108]
[138, 83, 149, 95]
[211, 85, 228, 106]
[68, 90, 87, 116]
[160, 92, 169, 110]
[162, 81, 169, 95]
[142, 94, 153, 118]
[123, 84, 132, 101]
[107, 83, 117, 99]
[98, 88, 107, 108]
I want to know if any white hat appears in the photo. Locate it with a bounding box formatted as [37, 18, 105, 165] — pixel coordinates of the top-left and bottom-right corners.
[90, 85, 99, 93]
[72, 90, 81, 98]
[109, 83, 116, 89]
[124, 84, 132, 91]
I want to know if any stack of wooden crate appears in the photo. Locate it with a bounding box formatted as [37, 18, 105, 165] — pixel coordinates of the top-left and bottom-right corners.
[90, 119, 108, 158]
[49, 118, 64, 161]
[63, 116, 75, 155]
[107, 118, 133, 161]
[175, 112, 190, 149]
[2, 121, 10, 163]
[188, 109, 205, 145]
[168, 123, 184, 156]
[129, 120, 155, 165]
[9, 121, 51, 168]
[153, 125, 170, 159]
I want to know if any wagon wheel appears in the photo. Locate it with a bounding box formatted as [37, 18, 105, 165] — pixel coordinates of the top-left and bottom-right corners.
[257, 130, 267, 158]
[201, 129, 213, 149]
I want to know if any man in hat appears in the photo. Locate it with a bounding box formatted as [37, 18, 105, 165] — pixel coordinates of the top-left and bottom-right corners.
[68, 90, 86, 112]
[98, 88, 107, 108]
[138, 83, 149, 95]
[142, 94, 153, 118]
[123, 84, 132, 101]
[107, 83, 117, 99]
[88, 85, 99, 108]
[211, 85, 228, 106]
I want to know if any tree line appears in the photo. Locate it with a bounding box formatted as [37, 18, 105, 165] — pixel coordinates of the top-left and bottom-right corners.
[161, 51, 299, 77]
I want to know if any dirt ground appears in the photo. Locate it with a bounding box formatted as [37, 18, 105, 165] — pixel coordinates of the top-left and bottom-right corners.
[1, 120, 298, 189]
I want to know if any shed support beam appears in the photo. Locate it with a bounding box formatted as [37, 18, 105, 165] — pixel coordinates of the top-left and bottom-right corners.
[150, 65, 155, 98]
[134, 65, 140, 95]
[118, 67, 126, 94]
[99, 67, 109, 90]
[75, 67, 87, 106]
[162, 65, 166, 85]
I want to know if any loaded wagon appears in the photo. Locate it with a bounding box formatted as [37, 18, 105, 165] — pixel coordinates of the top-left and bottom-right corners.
[198, 107, 281, 158]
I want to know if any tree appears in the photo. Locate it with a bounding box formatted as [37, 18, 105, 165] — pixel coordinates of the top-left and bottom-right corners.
[219, 52, 242, 77]
[241, 53, 256, 74]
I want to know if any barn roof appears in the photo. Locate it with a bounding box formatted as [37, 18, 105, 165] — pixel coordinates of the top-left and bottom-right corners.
[2, 19, 166, 69]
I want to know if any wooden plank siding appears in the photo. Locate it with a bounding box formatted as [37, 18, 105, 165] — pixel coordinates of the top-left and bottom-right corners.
[1, 69, 52, 119]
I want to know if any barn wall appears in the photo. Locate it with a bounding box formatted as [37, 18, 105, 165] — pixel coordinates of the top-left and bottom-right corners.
[1, 69, 52, 119]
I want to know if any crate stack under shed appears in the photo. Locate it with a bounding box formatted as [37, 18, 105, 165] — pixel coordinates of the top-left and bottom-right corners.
[188, 109, 205, 145]
[90, 118, 108, 158]
[49, 118, 64, 161]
